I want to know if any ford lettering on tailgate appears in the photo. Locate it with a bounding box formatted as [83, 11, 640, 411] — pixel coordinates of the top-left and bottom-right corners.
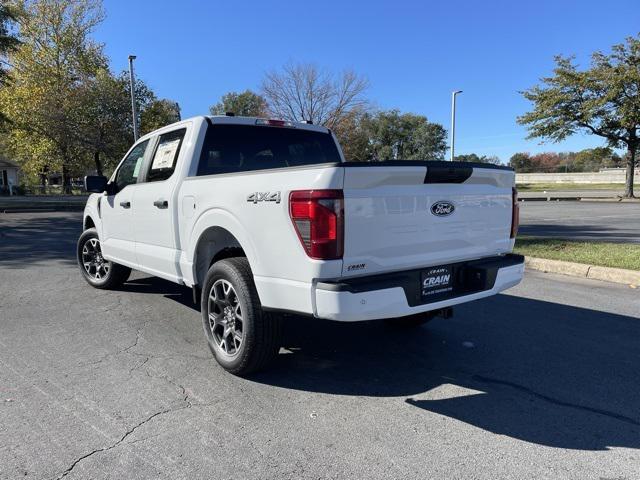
[430, 201, 455, 217]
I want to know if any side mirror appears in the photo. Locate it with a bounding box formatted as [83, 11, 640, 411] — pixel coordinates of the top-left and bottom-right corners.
[84, 175, 108, 193]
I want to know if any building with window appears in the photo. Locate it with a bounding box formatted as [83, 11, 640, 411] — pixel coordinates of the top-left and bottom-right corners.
[0, 156, 20, 194]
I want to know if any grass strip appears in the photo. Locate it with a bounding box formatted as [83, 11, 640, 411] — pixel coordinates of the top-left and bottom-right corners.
[514, 237, 640, 271]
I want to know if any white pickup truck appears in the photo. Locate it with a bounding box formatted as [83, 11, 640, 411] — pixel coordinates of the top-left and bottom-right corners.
[79, 115, 524, 374]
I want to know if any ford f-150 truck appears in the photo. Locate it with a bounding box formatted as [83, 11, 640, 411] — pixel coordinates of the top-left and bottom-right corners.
[78, 115, 524, 375]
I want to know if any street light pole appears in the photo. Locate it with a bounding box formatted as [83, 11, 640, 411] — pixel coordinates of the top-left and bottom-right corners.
[450, 90, 462, 161]
[128, 55, 139, 141]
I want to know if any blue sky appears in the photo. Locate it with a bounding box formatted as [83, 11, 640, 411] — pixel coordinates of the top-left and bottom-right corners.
[95, 0, 639, 162]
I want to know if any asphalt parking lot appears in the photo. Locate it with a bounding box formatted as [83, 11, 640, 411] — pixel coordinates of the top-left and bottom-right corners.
[519, 200, 640, 242]
[1, 212, 639, 479]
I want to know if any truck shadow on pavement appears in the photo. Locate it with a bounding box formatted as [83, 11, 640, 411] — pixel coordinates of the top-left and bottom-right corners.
[117, 276, 640, 451]
[255, 294, 640, 452]
[0, 212, 81, 267]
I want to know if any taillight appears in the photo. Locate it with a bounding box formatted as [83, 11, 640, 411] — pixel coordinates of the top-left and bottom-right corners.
[510, 187, 519, 239]
[289, 190, 344, 260]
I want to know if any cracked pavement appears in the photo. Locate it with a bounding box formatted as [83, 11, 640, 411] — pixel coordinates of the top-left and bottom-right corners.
[1, 211, 640, 480]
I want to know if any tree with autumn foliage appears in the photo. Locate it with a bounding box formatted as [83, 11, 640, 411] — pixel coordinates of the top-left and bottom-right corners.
[0, 0, 107, 191]
[0, 0, 181, 189]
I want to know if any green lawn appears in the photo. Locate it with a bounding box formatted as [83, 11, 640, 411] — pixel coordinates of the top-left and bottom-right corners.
[516, 183, 627, 192]
[514, 237, 640, 271]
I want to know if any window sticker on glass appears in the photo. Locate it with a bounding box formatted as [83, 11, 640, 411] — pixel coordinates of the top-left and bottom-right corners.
[152, 139, 181, 170]
[132, 157, 143, 178]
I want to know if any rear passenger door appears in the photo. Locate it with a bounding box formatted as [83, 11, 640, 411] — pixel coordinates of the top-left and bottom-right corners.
[131, 128, 187, 282]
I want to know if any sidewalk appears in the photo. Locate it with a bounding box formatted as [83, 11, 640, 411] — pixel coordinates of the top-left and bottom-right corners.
[519, 189, 640, 202]
[0, 195, 87, 212]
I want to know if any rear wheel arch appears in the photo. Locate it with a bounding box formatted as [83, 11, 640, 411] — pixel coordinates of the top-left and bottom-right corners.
[193, 226, 252, 287]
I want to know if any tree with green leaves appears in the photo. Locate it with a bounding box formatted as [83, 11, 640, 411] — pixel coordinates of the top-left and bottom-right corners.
[210, 90, 267, 117]
[140, 98, 181, 135]
[72, 68, 135, 176]
[331, 109, 370, 161]
[509, 152, 533, 172]
[362, 110, 447, 161]
[454, 153, 501, 165]
[518, 35, 640, 197]
[0, 2, 20, 86]
[573, 147, 621, 172]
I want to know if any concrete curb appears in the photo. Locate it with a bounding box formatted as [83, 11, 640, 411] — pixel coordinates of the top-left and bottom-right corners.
[578, 197, 640, 203]
[525, 256, 640, 287]
[519, 196, 581, 202]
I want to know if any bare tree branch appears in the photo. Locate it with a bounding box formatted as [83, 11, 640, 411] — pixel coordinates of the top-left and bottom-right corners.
[261, 62, 369, 128]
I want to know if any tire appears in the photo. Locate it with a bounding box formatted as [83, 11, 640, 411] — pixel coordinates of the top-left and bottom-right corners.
[384, 312, 434, 328]
[77, 228, 131, 289]
[201, 257, 282, 375]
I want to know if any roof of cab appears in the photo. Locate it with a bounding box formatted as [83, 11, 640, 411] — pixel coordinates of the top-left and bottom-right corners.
[136, 115, 332, 144]
[206, 115, 331, 134]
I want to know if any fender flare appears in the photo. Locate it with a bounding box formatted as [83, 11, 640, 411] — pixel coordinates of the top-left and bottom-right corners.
[185, 208, 260, 286]
[83, 195, 103, 238]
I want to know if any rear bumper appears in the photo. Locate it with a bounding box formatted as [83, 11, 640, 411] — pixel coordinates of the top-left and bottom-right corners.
[313, 254, 524, 322]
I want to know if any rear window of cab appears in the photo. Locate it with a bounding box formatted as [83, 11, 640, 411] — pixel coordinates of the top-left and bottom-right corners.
[196, 124, 341, 176]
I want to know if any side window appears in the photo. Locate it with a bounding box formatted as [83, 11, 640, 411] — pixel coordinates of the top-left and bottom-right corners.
[115, 140, 149, 191]
[147, 129, 186, 182]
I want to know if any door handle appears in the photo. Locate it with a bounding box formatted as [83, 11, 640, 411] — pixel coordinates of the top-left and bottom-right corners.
[153, 199, 168, 209]
[119, 201, 131, 209]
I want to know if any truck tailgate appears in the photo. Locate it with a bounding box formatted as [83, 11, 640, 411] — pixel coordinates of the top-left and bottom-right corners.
[341, 162, 515, 277]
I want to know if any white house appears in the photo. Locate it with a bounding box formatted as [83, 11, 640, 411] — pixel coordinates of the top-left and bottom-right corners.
[0, 156, 20, 194]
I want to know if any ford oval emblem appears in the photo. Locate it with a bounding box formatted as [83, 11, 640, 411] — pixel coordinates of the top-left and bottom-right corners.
[430, 201, 455, 217]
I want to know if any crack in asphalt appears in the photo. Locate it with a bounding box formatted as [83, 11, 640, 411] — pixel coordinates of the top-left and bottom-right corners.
[99, 295, 123, 314]
[122, 322, 146, 355]
[140, 362, 195, 405]
[472, 375, 640, 427]
[78, 313, 153, 369]
[129, 355, 150, 376]
[53, 391, 219, 480]
[53, 357, 216, 480]
[54, 317, 212, 479]
[53, 403, 191, 480]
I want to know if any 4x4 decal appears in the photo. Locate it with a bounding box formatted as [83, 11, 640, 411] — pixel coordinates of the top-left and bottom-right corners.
[247, 191, 281, 204]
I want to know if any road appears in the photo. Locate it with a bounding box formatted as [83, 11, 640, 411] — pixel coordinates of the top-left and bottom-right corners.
[519, 200, 640, 242]
[1, 212, 639, 480]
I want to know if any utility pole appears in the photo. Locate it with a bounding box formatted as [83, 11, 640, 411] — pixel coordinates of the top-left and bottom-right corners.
[128, 55, 139, 141]
[450, 90, 463, 161]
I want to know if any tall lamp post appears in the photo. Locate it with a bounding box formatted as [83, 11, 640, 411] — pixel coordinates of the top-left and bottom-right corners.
[128, 55, 139, 141]
[450, 90, 463, 161]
